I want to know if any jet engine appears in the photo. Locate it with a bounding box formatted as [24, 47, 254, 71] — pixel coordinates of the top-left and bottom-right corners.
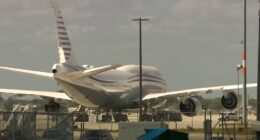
[179, 97, 201, 117]
[221, 91, 238, 110]
[147, 96, 180, 111]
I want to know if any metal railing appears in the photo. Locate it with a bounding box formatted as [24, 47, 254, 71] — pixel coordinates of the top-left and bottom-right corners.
[0, 110, 257, 140]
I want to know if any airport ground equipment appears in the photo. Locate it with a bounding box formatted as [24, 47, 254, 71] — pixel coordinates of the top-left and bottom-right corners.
[113, 112, 128, 122]
[80, 129, 113, 140]
[74, 113, 89, 122]
[251, 121, 260, 140]
[97, 113, 112, 122]
[203, 109, 212, 140]
[152, 111, 182, 122]
[212, 112, 239, 140]
[140, 113, 153, 121]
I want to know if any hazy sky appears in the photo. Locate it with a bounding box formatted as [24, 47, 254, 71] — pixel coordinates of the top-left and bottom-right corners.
[0, 0, 259, 98]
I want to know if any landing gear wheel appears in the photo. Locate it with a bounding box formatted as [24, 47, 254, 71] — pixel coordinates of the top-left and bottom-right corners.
[44, 99, 60, 112]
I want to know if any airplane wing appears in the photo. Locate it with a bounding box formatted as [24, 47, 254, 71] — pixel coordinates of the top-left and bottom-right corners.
[143, 83, 257, 100]
[0, 88, 71, 100]
[0, 66, 53, 79]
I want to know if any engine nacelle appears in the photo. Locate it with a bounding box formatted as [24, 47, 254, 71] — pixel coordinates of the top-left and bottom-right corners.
[163, 97, 181, 111]
[147, 96, 180, 111]
[179, 97, 201, 117]
[221, 91, 238, 110]
[52, 63, 59, 73]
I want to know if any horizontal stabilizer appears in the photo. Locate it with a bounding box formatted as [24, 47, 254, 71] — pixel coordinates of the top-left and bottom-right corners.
[0, 88, 71, 100]
[65, 64, 121, 79]
[0, 66, 53, 79]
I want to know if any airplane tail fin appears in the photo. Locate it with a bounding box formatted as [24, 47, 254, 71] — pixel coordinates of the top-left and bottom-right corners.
[51, 0, 77, 65]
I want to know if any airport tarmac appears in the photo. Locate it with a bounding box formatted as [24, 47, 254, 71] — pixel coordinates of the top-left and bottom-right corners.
[188, 132, 254, 140]
[29, 112, 256, 131]
[73, 131, 255, 140]
[74, 113, 256, 139]
[80, 113, 256, 130]
[0, 112, 256, 139]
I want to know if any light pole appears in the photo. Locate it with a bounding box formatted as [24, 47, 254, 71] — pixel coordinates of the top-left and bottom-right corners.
[242, 0, 248, 128]
[236, 64, 243, 97]
[236, 64, 242, 115]
[256, 0, 260, 139]
[132, 17, 149, 121]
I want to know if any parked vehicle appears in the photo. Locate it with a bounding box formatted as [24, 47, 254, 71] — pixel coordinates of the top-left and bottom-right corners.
[218, 112, 241, 121]
[81, 129, 113, 140]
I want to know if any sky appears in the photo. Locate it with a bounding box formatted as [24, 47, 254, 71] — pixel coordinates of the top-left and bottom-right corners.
[0, 0, 259, 98]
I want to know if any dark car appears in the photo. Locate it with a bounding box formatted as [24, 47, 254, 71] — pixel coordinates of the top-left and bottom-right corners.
[81, 129, 113, 140]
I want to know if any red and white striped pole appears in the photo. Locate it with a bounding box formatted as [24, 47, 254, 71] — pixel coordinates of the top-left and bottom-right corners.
[242, 0, 248, 128]
[242, 52, 246, 76]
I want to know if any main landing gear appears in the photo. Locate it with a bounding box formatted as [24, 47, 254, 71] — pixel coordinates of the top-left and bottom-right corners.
[44, 98, 60, 112]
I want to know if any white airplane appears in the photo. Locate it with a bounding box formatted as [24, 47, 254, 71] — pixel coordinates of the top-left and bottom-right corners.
[0, 0, 257, 116]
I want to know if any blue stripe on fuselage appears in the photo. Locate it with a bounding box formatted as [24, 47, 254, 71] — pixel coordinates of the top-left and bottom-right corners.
[89, 76, 115, 83]
[128, 79, 167, 85]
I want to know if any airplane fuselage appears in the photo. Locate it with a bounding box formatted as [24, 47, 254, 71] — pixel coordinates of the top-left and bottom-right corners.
[54, 64, 168, 109]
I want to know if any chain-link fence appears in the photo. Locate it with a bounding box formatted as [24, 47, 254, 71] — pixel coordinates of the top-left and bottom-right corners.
[0, 112, 74, 140]
[0, 111, 257, 140]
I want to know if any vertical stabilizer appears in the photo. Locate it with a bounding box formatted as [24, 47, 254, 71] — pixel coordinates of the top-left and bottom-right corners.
[51, 0, 77, 65]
